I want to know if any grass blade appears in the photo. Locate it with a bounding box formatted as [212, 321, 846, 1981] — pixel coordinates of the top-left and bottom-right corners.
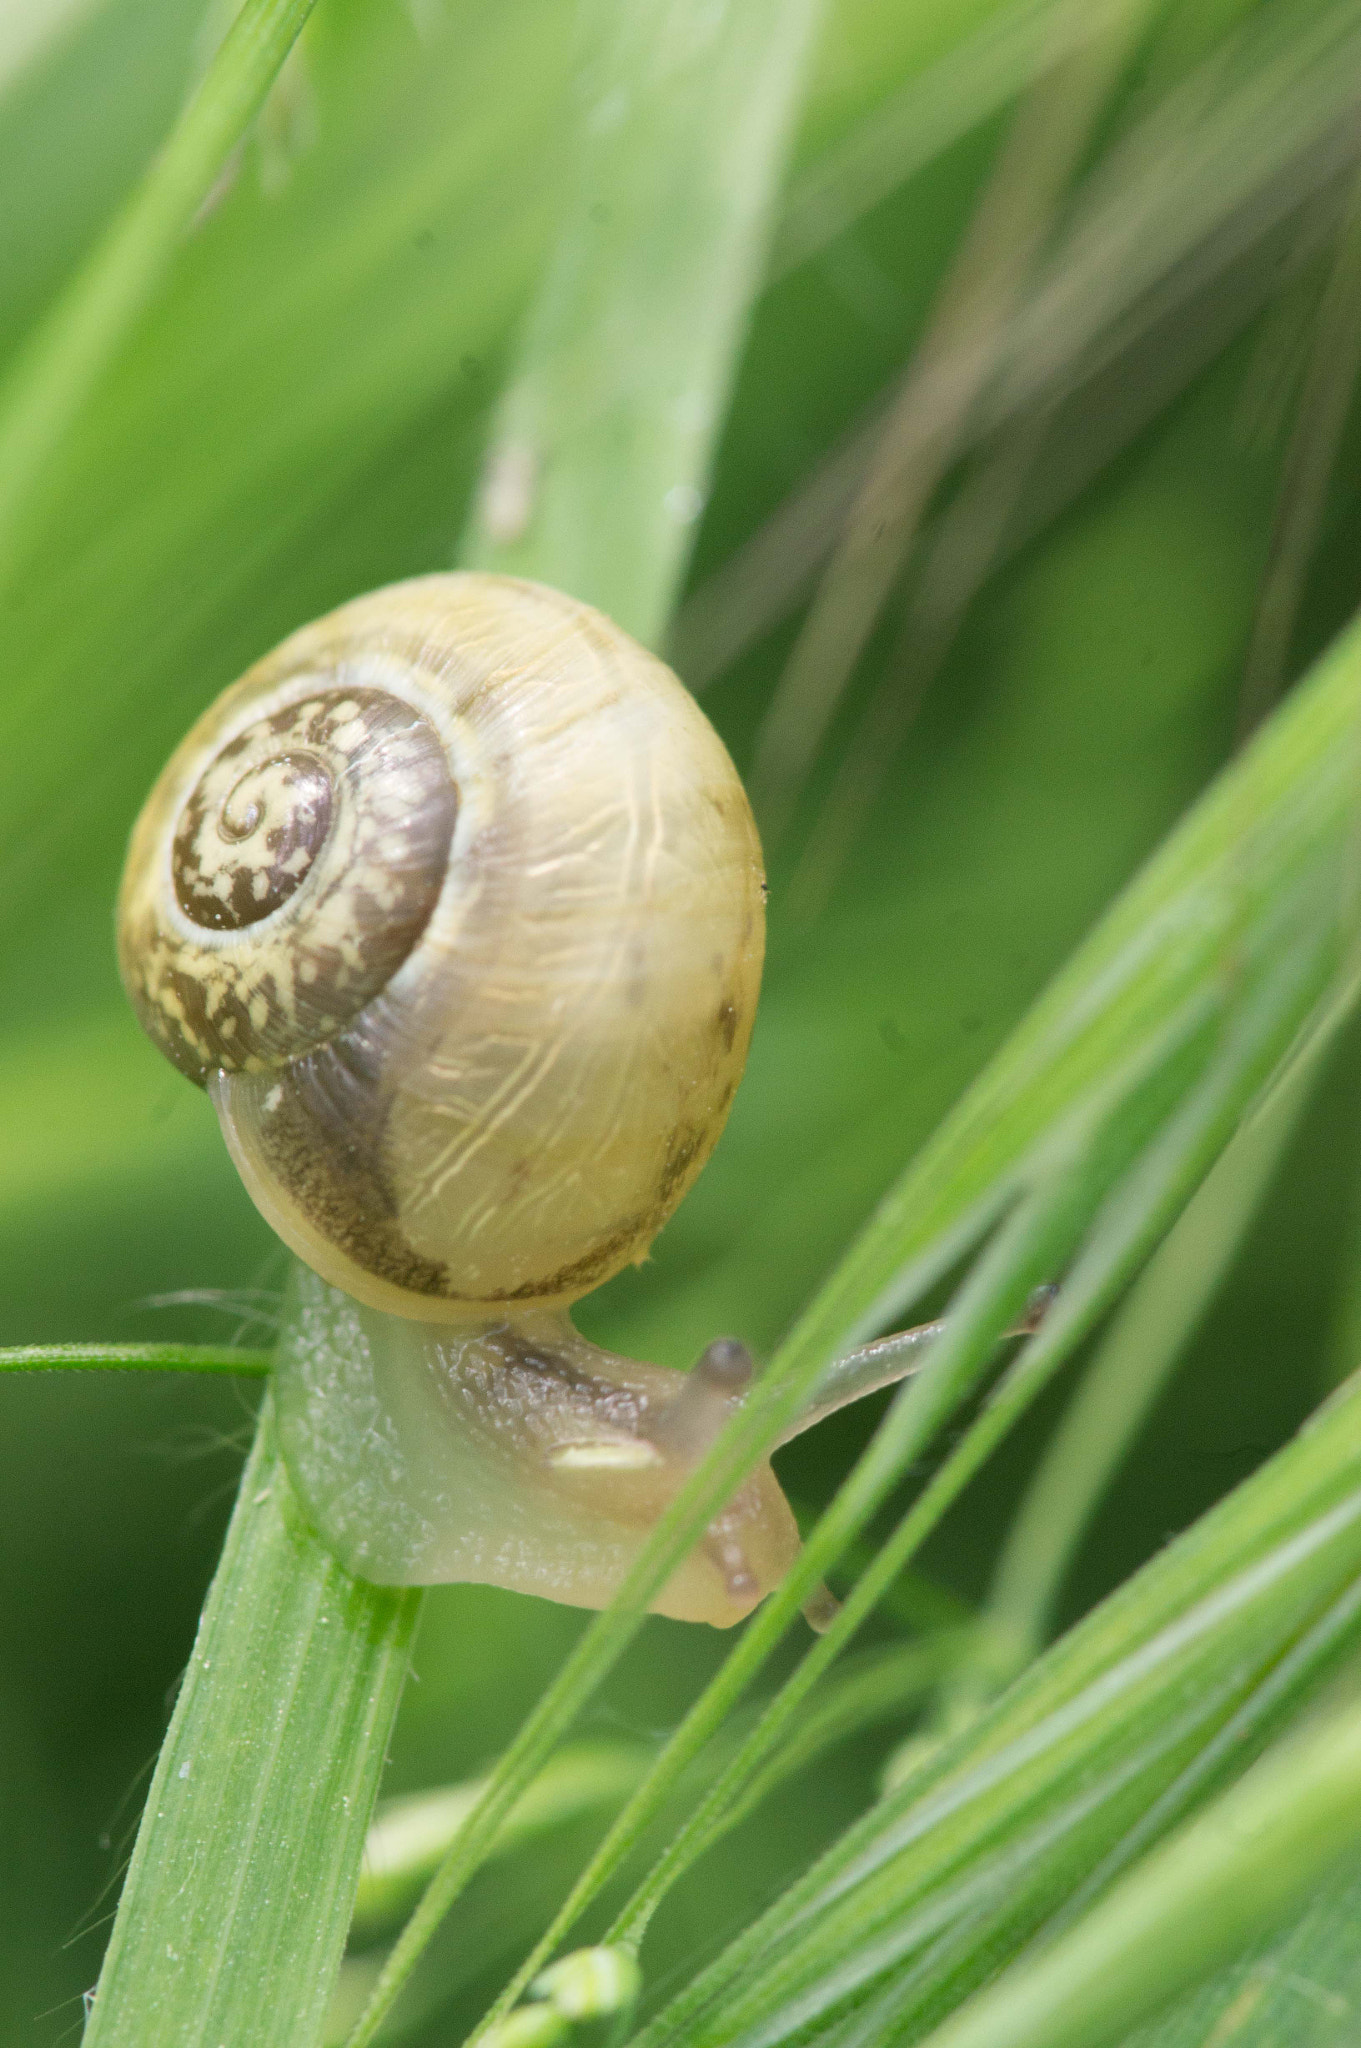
[914, 1683, 1361, 2048]
[977, 1026, 1334, 1688]
[1119, 1845, 1361, 2045]
[0, 0, 319, 580]
[463, 0, 825, 648]
[633, 1365, 1361, 2048]
[82, 1396, 420, 2048]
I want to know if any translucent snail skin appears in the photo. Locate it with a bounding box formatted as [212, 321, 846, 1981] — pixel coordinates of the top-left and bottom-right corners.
[118, 573, 937, 1627]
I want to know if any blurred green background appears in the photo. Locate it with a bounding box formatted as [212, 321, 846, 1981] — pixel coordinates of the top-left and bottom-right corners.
[5, 0, 1361, 2037]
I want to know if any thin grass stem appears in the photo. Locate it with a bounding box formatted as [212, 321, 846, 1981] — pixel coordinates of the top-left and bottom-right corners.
[0, 1342, 272, 1375]
[750, 0, 1147, 842]
[1236, 162, 1361, 739]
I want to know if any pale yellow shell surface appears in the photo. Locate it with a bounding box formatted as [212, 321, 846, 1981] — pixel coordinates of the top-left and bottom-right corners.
[118, 573, 765, 1321]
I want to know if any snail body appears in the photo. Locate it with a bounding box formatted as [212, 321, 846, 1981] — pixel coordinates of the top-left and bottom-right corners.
[118, 573, 940, 1628]
[276, 1268, 800, 1626]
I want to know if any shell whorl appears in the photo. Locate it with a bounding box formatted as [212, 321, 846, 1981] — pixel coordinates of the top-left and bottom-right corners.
[117, 573, 766, 1322]
[122, 683, 457, 1080]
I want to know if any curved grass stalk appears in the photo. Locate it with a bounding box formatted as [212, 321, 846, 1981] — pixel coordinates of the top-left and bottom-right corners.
[0, 0, 319, 584]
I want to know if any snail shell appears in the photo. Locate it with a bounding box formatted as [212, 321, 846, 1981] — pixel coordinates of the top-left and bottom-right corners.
[118, 573, 764, 1324]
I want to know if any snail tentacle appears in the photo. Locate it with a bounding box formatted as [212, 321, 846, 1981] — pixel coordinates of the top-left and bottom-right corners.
[777, 1283, 1059, 1446]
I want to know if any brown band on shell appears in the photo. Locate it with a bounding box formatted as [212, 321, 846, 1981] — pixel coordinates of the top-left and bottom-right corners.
[246, 1031, 453, 1299]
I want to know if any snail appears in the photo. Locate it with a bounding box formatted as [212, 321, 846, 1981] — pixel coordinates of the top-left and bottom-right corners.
[117, 572, 1004, 1627]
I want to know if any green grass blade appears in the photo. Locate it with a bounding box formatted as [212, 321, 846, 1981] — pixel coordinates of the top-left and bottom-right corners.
[0, 0, 318, 579]
[82, 1395, 420, 2048]
[1119, 1847, 1361, 2045]
[462, 0, 825, 648]
[350, 1743, 652, 1944]
[0, 1341, 272, 1373]
[913, 1684, 1361, 2048]
[632, 1364, 1361, 2048]
[978, 1027, 1332, 1689]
